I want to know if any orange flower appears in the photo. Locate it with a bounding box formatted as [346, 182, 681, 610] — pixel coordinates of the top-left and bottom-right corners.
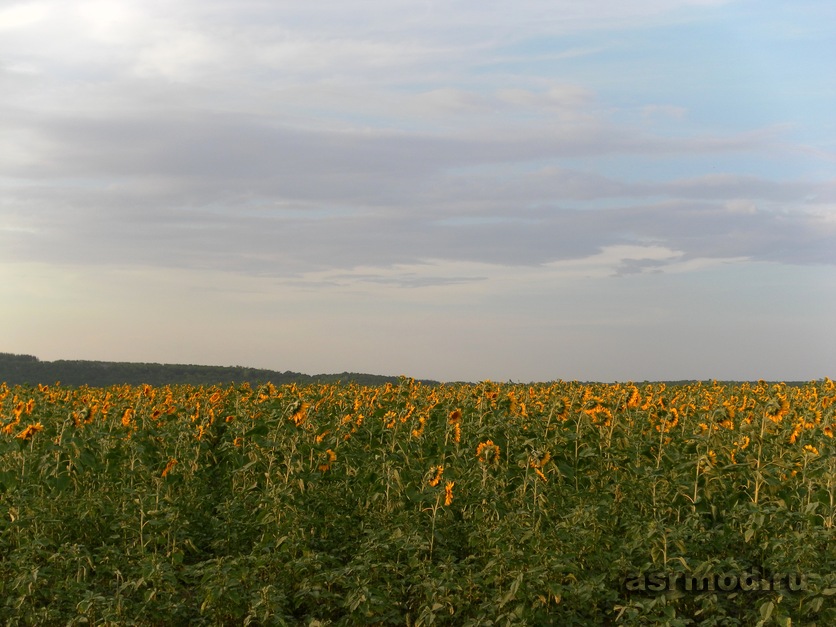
[626, 387, 641, 409]
[2, 416, 20, 435]
[476, 439, 500, 465]
[412, 415, 427, 438]
[789, 423, 803, 444]
[428, 465, 444, 487]
[451, 421, 462, 443]
[734, 435, 750, 451]
[318, 449, 337, 472]
[16, 422, 43, 440]
[161, 458, 177, 477]
[444, 481, 455, 506]
[529, 450, 551, 482]
[291, 403, 307, 427]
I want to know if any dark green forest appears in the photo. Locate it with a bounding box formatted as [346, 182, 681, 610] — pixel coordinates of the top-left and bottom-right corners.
[1, 353, 817, 389]
[0, 353, 432, 387]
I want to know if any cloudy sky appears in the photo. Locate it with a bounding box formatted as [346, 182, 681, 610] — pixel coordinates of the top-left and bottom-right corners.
[2, 0, 835, 382]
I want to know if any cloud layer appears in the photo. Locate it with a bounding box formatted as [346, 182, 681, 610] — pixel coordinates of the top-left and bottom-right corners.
[2, 0, 835, 380]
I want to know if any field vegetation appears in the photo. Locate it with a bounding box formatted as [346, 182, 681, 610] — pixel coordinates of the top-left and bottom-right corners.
[1, 378, 834, 625]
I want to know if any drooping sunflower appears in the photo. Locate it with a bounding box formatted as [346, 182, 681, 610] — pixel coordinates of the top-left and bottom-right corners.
[161, 458, 178, 478]
[444, 481, 455, 506]
[475, 439, 500, 465]
[318, 449, 337, 472]
[16, 422, 43, 441]
[427, 465, 444, 487]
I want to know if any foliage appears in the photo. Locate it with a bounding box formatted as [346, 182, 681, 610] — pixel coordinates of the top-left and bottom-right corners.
[1, 378, 834, 625]
[0, 353, 432, 387]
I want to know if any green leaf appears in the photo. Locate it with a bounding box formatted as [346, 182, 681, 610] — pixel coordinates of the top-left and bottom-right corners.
[759, 600, 774, 621]
[244, 424, 270, 437]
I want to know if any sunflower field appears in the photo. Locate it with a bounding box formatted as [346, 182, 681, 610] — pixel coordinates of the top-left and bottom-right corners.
[0, 378, 834, 625]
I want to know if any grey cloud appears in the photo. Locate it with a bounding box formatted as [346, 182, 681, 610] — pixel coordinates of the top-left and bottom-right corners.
[662, 174, 831, 202]
[315, 272, 488, 289]
[3, 104, 834, 277]
[3, 106, 787, 208]
[4, 174, 834, 281]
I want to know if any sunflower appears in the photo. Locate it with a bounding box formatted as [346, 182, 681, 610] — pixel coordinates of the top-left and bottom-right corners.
[476, 440, 500, 465]
[444, 481, 455, 506]
[427, 465, 444, 487]
[529, 450, 551, 480]
[161, 458, 178, 478]
[16, 422, 43, 441]
[318, 449, 337, 472]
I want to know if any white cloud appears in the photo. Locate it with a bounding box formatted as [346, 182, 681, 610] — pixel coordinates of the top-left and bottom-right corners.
[74, 0, 146, 45]
[134, 29, 221, 80]
[0, 2, 48, 32]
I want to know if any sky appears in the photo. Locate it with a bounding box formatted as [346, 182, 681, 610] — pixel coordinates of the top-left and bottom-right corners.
[1, 0, 835, 382]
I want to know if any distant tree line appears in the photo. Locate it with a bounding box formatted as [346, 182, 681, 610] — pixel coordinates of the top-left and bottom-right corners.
[1, 353, 816, 388]
[0, 353, 435, 388]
